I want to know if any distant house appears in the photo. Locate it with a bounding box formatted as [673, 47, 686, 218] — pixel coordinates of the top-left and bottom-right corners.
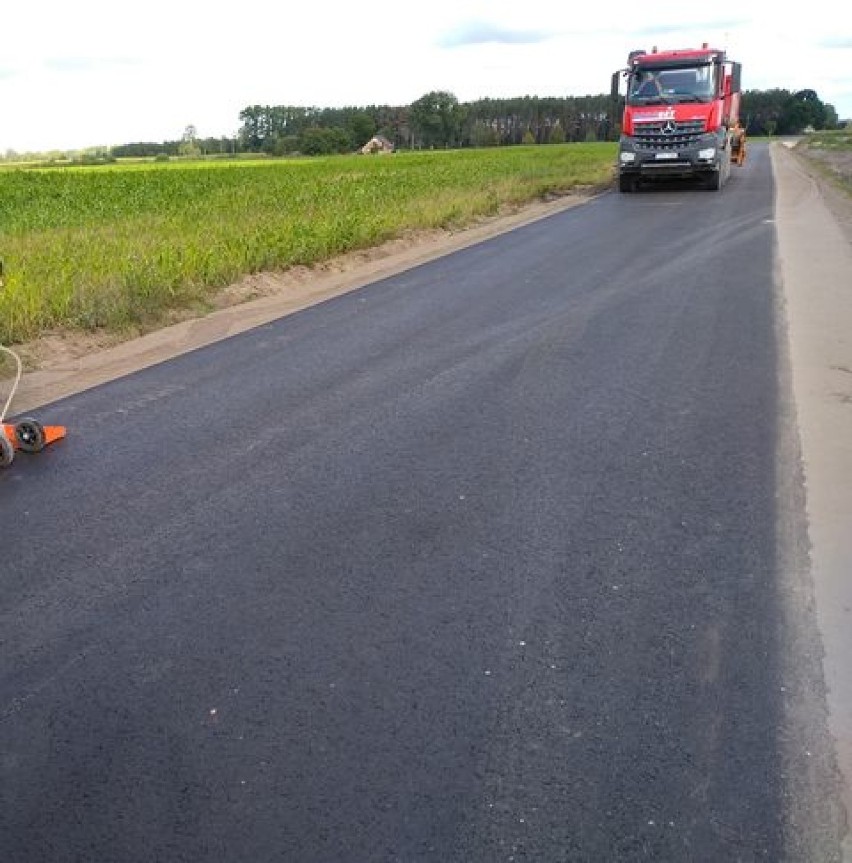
[360, 135, 394, 155]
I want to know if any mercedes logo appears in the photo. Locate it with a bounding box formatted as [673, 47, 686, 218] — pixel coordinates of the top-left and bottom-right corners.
[662, 120, 677, 135]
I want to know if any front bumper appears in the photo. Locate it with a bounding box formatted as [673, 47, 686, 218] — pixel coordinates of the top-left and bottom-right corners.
[618, 132, 724, 179]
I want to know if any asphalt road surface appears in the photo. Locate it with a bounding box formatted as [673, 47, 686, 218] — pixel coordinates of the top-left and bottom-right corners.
[1, 145, 843, 861]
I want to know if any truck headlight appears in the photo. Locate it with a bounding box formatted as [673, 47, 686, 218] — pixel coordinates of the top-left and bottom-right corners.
[698, 147, 716, 160]
[620, 152, 636, 163]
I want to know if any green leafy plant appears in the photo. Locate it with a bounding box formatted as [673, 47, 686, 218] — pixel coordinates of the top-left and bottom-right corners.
[0, 144, 616, 344]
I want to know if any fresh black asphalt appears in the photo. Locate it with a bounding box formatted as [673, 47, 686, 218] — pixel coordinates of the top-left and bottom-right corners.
[0, 145, 834, 860]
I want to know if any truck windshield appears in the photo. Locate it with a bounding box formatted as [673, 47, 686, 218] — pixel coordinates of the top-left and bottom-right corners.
[627, 64, 717, 105]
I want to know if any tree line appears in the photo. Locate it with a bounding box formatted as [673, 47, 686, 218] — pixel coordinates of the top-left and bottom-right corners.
[226, 87, 842, 155]
[6, 87, 841, 163]
[232, 94, 617, 155]
[739, 88, 839, 136]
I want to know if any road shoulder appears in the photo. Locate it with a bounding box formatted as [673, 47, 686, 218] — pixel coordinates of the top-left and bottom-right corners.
[773, 140, 852, 859]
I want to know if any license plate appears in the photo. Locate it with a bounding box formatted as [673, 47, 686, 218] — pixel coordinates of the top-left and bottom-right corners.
[655, 152, 678, 160]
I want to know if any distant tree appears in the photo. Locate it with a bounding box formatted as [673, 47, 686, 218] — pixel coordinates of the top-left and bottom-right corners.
[179, 125, 201, 158]
[344, 111, 377, 150]
[373, 105, 412, 149]
[742, 88, 839, 135]
[470, 121, 499, 147]
[238, 105, 298, 152]
[277, 135, 300, 155]
[549, 122, 565, 144]
[409, 91, 464, 148]
[742, 89, 785, 135]
[824, 103, 840, 129]
[460, 94, 613, 146]
[789, 89, 834, 131]
[197, 136, 237, 156]
[298, 126, 351, 155]
[522, 129, 536, 145]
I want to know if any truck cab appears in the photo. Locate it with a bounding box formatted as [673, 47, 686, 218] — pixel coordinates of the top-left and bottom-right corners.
[612, 45, 745, 192]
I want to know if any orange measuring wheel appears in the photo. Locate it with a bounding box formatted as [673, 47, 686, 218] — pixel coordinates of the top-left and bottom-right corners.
[1, 418, 67, 468]
[2, 335, 68, 469]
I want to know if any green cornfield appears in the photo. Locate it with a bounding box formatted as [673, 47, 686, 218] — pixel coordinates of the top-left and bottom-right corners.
[0, 144, 616, 345]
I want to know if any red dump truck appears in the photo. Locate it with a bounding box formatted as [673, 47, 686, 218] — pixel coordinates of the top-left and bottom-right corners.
[611, 44, 746, 192]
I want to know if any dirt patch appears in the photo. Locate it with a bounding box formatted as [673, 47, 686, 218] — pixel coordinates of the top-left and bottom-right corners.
[801, 148, 852, 182]
[793, 145, 852, 247]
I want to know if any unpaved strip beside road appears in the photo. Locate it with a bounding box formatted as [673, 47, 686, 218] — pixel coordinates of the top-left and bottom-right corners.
[773, 141, 852, 859]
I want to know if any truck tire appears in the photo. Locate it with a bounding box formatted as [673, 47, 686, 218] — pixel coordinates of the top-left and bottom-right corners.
[618, 175, 637, 193]
[705, 169, 723, 191]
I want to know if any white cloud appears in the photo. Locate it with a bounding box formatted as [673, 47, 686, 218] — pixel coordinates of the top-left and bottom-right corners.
[438, 20, 553, 48]
[2, 1, 851, 152]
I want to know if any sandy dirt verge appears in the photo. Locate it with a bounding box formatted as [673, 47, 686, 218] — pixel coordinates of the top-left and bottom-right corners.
[773, 141, 852, 859]
[4, 195, 593, 415]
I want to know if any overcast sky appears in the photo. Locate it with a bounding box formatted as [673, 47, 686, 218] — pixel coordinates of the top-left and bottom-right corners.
[2, 1, 851, 152]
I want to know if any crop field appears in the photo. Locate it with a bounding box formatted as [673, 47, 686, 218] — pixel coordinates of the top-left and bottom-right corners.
[0, 144, 616, 345]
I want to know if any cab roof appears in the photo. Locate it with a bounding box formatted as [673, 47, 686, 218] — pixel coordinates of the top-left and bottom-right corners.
[630, 47, 725, 67]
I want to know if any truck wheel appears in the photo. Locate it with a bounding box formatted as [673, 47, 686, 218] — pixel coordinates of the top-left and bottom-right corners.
[705, 170, 723, 191]
[619, 175, 637, 193]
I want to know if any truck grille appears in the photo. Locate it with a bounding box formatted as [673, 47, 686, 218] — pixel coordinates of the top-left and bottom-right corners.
[633, 119, 705, 150]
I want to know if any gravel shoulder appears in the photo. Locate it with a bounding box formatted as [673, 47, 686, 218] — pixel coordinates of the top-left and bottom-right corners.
[772, 140, 852, 860]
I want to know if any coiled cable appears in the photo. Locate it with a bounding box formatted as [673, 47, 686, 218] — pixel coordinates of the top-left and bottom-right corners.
[0, 343, 23, 424]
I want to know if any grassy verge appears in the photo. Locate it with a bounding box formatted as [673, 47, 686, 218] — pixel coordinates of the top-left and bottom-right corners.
[0, 144, 616, 345]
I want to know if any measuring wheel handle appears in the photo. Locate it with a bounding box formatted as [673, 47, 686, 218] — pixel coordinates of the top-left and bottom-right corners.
[0, 432, 13, 468]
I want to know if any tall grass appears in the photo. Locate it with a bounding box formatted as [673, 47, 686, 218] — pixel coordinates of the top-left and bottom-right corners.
[800, 130, 852, 151]
[0, 144, 616, 344]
